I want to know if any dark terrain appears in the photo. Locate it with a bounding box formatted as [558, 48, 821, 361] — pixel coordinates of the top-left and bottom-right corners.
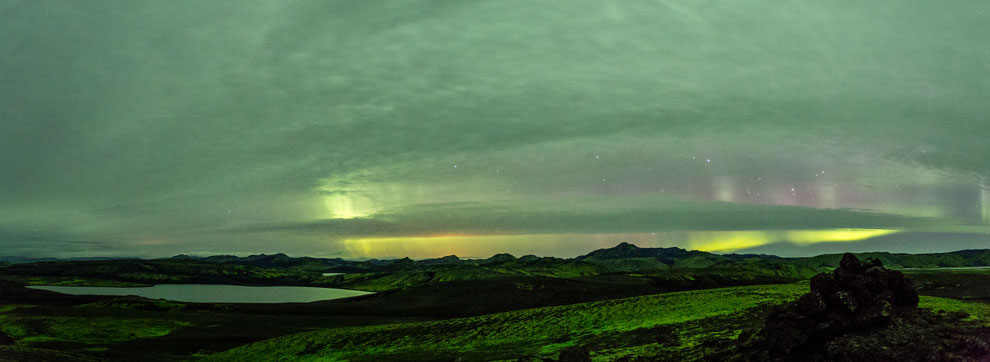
[3, 244, 990, 360]
[736, 253, 990, 361]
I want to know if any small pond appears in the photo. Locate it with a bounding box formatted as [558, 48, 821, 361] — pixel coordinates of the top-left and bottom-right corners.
[28, 284, 373, 303]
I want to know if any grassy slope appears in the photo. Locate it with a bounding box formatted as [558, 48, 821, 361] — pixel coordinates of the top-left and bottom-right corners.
[0, 304, 188, 346]
[0, 302, 429, 361]
[206, 283, 807, 361]
[206, 283, 990, 361]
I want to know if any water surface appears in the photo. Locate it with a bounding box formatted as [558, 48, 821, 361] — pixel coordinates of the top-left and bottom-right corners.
[28, 284, 372, 303]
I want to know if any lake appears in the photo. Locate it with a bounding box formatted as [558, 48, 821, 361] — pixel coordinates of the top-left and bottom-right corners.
[28, 284, 373, 303]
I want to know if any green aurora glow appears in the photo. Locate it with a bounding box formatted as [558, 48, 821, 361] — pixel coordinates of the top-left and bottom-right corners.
[1, 1, 988, 258]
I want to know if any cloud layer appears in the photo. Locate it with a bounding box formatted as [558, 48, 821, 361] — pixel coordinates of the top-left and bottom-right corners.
[1, 1, 988, 257]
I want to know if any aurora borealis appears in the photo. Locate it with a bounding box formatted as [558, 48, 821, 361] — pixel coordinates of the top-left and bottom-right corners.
[1, 1, 988, 259]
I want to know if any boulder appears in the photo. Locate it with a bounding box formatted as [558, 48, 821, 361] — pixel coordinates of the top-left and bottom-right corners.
[759, 253, 918, 355]
[735, 253, 990, 361]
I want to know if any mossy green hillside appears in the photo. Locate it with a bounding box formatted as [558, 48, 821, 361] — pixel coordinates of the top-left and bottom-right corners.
[207, 283, 809, 361]
[207, 283, 990, 361]
[919, 296, 990, 322]
[0, 305, 189, 345]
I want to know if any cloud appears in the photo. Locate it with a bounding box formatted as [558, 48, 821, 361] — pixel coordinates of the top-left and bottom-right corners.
[0, 1, 987, 257]
[0, 239, 114, 258]
[205, 199, 945, 240]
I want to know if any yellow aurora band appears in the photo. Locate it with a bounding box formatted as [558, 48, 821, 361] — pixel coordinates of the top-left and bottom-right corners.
[341, 229, 899, 259]
[682, 229, 899, 252]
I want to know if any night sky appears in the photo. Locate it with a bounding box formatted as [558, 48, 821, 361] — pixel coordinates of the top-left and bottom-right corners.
[2, 1, 988, 259]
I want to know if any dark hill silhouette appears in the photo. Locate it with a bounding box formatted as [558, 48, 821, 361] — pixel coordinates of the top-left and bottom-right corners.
[418, 255, 461, 266]
[135, 243, 990, 274]
[482, 253, 517, 265]
[578, 242, 701, 260]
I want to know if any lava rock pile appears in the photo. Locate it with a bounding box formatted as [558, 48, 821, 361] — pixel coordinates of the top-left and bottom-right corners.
[735, 253, 990, 361]
[761, 253, 919, 355]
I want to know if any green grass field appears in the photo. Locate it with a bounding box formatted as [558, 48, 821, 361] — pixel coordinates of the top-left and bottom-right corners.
[207, 283, 793, 361]
[5, 267, 990, 361]
[205, 282, 990, 361]
[0, 305, 189, 344]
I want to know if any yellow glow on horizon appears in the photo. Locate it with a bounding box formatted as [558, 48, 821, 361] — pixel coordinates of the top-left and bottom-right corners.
[340, 233, 636, 259]
[784, 229, 898, 244]
[339, 229, 901, 259]
[683, 231, 774, 252]
[687, 228, 900, 252]
[342, 234, 534, 259]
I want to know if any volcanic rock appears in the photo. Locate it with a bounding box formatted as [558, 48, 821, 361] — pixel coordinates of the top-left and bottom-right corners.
[760, 253, 918, 355]
[737, 253, 990, 361]
[556, 346, 591, 362]
[0, 331, 11, 345]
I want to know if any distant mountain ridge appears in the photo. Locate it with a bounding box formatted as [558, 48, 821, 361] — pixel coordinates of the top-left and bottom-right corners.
[150, 243, 990, 277]
[577, 242, 690, 260]
[8, 243, 990, 306]
[11, 243, 990, 274]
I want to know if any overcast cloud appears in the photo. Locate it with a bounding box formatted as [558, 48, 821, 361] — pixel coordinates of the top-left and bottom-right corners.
[1, 1, 988, 258]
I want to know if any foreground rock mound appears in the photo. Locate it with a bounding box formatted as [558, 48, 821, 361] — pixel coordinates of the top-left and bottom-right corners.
[763, 253, 918, 353]
[741, 253, 990, 361]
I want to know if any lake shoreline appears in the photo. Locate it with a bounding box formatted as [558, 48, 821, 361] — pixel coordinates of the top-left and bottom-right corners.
[27, 284, 374, 304]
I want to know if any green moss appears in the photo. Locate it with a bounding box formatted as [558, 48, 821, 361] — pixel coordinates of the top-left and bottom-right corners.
[0, 305, 31, 314]
[593, 343, 669, 361]
[77, 298, 189, 311]
[209, 283, 990, 361]
[0, 305, 32, 339]
[4, 315, 190, 344]
[59, 317, 186, 342]
[208, 283, 809, 361]
[540, 340, 578, 354]
[919, 296, 990, 324]
[0, 320, 28, 339]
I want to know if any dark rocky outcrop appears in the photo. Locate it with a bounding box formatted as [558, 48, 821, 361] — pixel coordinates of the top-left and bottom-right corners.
[556, 346, 591, 362]
[418, 255, 462, 266]
[740, 253, 990, 361]
[482, 253, 517, 265]
[0, 331, 12, 345]
[578, 242, 710, 262]
[762, 253, 918, 354]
